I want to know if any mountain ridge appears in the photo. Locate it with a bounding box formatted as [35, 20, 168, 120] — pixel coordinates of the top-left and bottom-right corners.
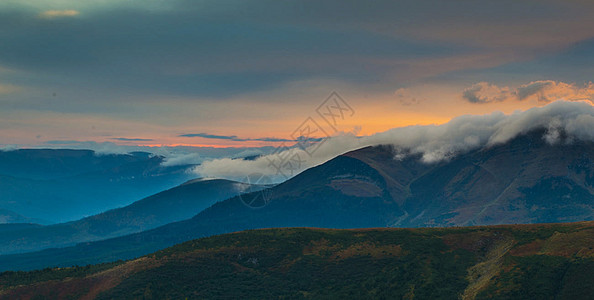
[1, 129, 592, 270]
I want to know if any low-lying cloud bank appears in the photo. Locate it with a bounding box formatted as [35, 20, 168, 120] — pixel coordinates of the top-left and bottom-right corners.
[0, 140, 274, 168]
[194, 101, 594, 182]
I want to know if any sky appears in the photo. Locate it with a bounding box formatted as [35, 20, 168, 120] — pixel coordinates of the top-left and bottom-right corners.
[1, 0, 594, 155]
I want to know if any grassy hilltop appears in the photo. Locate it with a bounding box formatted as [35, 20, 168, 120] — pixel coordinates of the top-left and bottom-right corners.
[1, 222, 593, 299]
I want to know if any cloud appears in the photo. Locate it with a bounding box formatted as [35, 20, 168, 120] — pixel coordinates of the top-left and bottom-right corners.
[3, 0, 542, 101]
[0, 0, 593, 114]
[38, 10, 80, 19]
[35, 139, 276, 166]
[462, 82, 511, 103]
[394, 88, 421, 106]
[231, 149, 265, 159]
[179, 133, 296, 143]
[179, 133, 239, 140]
[111, 137, 154, 142]
[161, 153, 203, 167]
[4, 1, 594, 160]
[44, 140, 85, 145]
[463, 80, 594, 104]
[43, 140, 143, 155]
[515, 80, 555, 100]
[0, 144, 18, 151]
[194, 101, 594, 182]
[516, 81, 594, 103]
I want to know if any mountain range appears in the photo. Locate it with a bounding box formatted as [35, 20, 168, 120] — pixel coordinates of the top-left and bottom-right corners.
[1, 129, 592, 271]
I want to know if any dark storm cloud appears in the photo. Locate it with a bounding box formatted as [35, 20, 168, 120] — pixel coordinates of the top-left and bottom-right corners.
[485, 37, 594, 84]
[3, 0, 594, 102]
[0, 1, 471, 99]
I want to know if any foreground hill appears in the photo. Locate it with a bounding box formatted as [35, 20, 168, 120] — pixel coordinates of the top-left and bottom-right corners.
[1, 222, 593, 299]
[0, 179, 261, 255]
[1, 129, 593, 270]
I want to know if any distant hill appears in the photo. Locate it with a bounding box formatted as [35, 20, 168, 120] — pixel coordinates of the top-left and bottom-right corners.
[1, 222, 593, 299]
[0, 179, 264, 255]
[0, 149, 196, 222]
[0, 149, 151, 180]
[0, 209, 48, 225]
[1, 129, 593, 270]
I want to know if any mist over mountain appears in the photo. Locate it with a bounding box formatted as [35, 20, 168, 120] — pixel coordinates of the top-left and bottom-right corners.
[196, 101, 594, 182]
[2, 127, 593, 270]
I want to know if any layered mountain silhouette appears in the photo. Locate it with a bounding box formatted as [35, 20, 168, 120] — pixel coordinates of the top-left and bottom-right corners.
[0, 149, 153, 180]
[0, 209, 48, 225]
[1, 129, 593, 270]
[0, 179, 263, 255]
[0, 149, 196, 222]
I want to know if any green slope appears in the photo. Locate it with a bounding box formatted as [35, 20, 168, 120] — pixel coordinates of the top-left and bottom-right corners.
[1, 222, 593, 299]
